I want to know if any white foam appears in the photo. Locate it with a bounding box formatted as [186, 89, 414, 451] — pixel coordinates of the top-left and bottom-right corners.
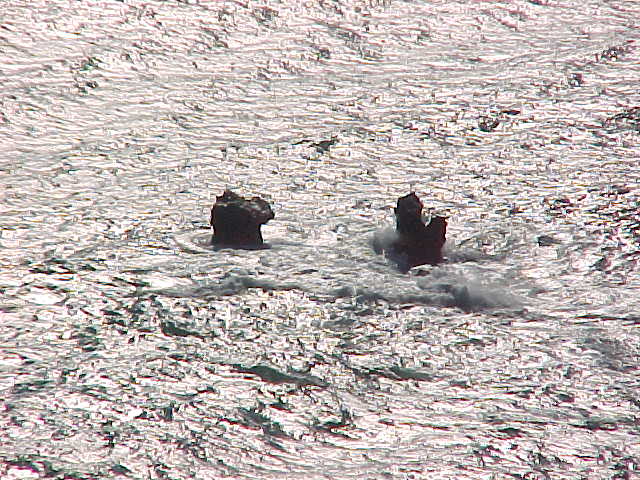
[370, 227, 399, 254]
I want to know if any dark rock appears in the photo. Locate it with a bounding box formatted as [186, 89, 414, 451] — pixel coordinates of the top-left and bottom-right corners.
[210, 190, 274, 248]
[292, 136, 338, 154]
[567, 72, 584, 87]
[604, 106, 640, 131]
[478, 115, 500, 132]
[597, 43, 632, 62]
[313, 137, 338, 154]
[377, 192, 447, 272]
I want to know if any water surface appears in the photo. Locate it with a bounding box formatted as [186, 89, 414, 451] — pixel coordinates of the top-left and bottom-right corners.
[1, 1, 639, 479]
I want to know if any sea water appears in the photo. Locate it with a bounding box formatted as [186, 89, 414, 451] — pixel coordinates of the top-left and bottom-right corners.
[1, 1, 639, 479]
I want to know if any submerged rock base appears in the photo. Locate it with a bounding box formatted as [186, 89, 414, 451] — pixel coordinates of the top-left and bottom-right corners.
[376, 192, 447, 272]
[210, 190, 274, 248]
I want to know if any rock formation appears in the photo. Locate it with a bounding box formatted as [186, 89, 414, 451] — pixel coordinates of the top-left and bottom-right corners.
[210, 190, 274, 248]
[375, 192, 447, 272]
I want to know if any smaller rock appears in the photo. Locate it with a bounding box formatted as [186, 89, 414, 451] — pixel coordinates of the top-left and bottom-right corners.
[210, 190, 274, 248]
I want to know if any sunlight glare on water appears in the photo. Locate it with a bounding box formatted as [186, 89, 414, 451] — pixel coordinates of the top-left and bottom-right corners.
[1, 0, 639, 479]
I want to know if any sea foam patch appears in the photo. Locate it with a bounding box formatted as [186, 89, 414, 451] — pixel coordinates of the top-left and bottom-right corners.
[371, 227, 399, 254]
[327, 272, 522, 311]
[169, 227, 522, 312]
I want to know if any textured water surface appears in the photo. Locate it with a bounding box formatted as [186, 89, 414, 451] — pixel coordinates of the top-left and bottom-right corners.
[1, 1, 639, 479]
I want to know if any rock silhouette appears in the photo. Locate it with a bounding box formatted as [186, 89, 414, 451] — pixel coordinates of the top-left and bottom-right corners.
[210, 190, 274, 248]
[375, 193, 447, 272]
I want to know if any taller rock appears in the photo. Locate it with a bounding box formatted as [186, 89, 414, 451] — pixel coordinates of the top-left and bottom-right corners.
[379, 192, 447, 272]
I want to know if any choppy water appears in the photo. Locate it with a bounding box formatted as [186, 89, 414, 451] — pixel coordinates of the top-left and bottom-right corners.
[1, 1, 639, 479]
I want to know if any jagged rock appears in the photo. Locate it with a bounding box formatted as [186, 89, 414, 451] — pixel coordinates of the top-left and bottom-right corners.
[375, 192, 447, 272]
[210, 190, 274, 248]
